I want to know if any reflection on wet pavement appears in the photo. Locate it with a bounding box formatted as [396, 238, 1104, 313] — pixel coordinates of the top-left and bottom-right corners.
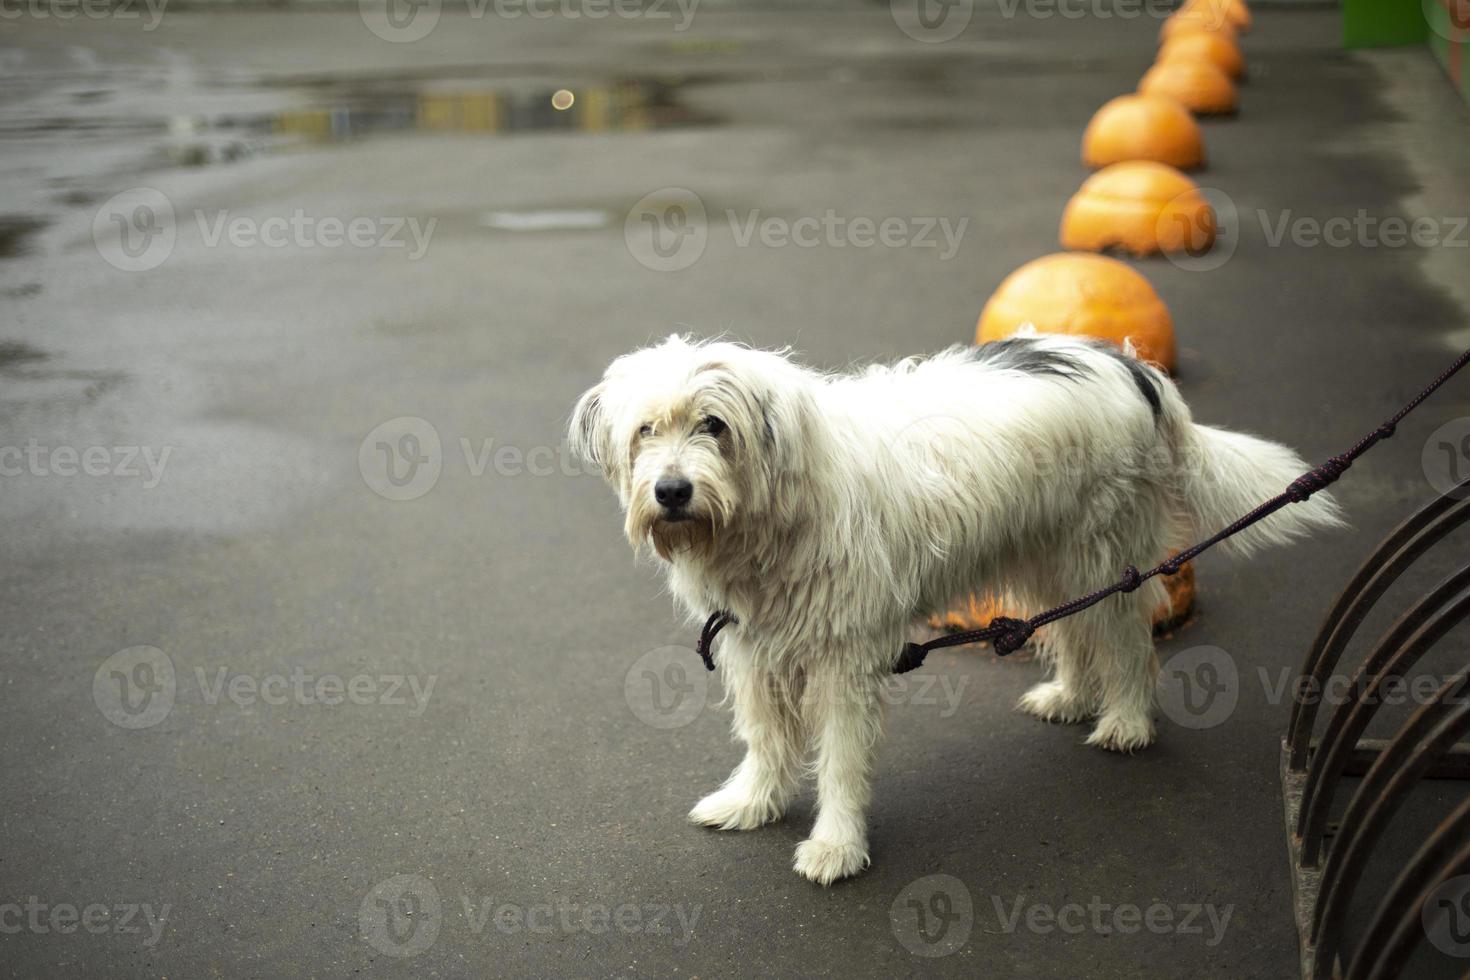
[0, 216, 48, 259]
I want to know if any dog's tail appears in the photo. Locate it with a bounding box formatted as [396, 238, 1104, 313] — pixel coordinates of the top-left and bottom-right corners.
[1173, 422, 1346, 558]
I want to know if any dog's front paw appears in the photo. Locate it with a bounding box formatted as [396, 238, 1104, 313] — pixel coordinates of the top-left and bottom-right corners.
[1017, 680, 1092, 725]
[792, 837, 870, 886]
[688, 788, 784, 831]
[1085, 712, 1156, 753]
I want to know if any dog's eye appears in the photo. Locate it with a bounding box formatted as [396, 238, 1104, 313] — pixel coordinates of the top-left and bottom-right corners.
[699, 416, 727, 437]
[638, 424, 653, 438]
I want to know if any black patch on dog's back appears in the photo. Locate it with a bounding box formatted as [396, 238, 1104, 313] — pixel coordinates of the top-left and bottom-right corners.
[970, 337, 1163, 421]
[1116, 354, 1162, 419]
[967, 338, 1091, 380]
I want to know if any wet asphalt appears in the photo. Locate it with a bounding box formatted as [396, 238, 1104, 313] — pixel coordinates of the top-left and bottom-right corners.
[2, 4, 1470, 978]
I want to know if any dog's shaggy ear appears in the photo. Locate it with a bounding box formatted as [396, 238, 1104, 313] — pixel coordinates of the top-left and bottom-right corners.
[569, 381, 613, 478]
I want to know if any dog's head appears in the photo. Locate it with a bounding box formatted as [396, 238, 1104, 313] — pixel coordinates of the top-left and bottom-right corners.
[570, 335, 812, 560]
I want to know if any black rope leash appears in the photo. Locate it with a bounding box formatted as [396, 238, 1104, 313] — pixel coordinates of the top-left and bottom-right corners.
[696, 348, 1470, 673]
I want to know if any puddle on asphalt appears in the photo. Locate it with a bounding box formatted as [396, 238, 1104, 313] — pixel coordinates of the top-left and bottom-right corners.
[0, 340, 47, 369]
[3, 76, 722, 173]
[0, 216, 48, 259]
[253, 77, 720, 142]
[0, 282, 42, 300]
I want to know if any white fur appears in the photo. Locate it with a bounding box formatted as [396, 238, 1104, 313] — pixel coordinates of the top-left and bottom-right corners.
[571, 333, 1342, 885]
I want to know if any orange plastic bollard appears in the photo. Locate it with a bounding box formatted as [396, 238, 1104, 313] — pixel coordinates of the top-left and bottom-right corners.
[1159, 9, 1239, 44]
[976, 253, 1176, 372]
[1081, 94, 1206, 171]
[1060, 162, 1216, 258]
[1138, 60, 1239, 115]
[1158, 32, 1246, 81]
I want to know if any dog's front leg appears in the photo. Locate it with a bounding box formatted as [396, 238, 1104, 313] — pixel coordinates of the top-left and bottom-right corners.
[793, 665, 883, 886]
[689, 645, 804, 831]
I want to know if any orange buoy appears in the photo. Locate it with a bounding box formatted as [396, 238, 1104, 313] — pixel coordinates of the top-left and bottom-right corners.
[1139, 60, 1238, 115]
[1081, 94, 1206, 171]
[1158, 32, 1245, 81]
[976, 253, 1176, 372]
[931, 560, 1196, 636]
[1159, 9, 1239, 44]
[1060, 162, 1216, 258]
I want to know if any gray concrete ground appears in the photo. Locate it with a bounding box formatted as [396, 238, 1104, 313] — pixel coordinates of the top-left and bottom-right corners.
[2, 4, 1469, 977]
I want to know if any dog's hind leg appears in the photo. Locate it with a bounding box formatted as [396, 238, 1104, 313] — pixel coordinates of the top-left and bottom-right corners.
[792, 663, 883, 886]
[689, 649, 804, 831]
[1083, 589, 1161, 753]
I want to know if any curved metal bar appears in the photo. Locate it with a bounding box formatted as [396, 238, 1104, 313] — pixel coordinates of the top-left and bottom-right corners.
[1287, 488, 1470, 752]
[1287, 486, 1470, 772]
[1295, 576, 1470, 866]
[1345, 799, 1470, 980]
[1311, 670, 1470, 977]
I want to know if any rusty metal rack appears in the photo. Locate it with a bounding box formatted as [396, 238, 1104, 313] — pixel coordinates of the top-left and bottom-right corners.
[1280, 481, 1470, 979]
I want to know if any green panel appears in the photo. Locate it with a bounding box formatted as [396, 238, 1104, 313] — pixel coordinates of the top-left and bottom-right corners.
[1343, 0, 1429, 47]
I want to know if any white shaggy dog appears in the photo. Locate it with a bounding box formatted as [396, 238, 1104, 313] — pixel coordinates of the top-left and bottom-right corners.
[570, 332, 1341, 885]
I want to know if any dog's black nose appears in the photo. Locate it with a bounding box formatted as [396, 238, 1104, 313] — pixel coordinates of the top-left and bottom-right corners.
[654, 476, 694, 509]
